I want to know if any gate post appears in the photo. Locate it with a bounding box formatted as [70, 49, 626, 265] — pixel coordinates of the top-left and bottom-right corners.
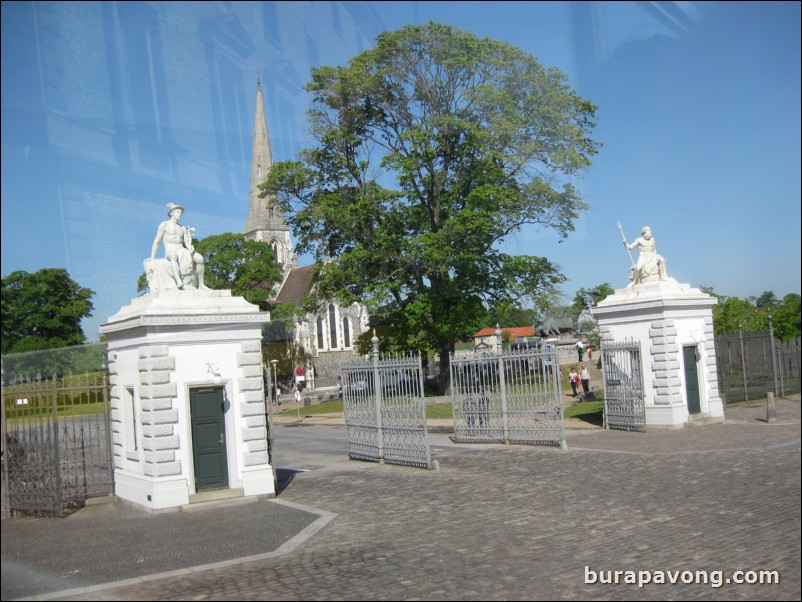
[52, 374, 64, 517]
[495, 325, 510, 444]
[1, 360, 9, 518]
[102, 353, 115, 497]
[739, 326, 748, 401]
[768, 313, 779, 396]
[371, 331, 384, 463]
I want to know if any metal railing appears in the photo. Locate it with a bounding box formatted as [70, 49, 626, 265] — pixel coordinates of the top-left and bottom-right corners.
[600, 339, 645, 432]
[450, 343, 564, 446]
[2, 361, 114, 517]
[715, 330, 801, 403]
[341, 333, 430, 469]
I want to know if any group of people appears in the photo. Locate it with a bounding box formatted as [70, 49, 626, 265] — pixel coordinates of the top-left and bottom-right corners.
[568, 365, 591, 398]
[575, 340, 592, 362]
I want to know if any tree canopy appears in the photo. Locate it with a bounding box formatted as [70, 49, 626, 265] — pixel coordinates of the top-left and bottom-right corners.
[701, 287, 800, 342]
[263, 22, 600, 385]
[137, 233, 282, 311]
[1, 268, 95, 354]
[569, 282, 615, 320]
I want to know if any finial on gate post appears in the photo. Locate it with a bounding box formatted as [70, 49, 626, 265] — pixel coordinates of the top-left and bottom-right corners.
[371, 329, 379, 356]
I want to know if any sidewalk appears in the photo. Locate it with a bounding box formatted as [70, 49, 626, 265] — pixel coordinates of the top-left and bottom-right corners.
[2, 395, 799, 601]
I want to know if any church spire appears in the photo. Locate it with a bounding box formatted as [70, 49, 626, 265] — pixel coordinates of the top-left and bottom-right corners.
[244, 76, 290, 245]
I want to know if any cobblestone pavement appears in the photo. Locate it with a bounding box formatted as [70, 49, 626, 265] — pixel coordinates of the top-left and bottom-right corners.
[3, 398, 800, 601]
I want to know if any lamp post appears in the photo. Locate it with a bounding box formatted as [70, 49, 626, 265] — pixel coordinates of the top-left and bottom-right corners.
[768, 311, 779, 396]
[270, 359, 278, 404]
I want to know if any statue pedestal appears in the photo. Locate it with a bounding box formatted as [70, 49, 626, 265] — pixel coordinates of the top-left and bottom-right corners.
[99, 290, 273, 512]
[593, 280, 724, 428]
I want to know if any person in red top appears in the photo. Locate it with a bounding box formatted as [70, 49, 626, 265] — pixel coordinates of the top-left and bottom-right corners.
[568, 367, 579, 397]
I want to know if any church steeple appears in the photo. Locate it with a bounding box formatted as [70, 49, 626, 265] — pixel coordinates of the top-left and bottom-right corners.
[244, 75, 293, 267]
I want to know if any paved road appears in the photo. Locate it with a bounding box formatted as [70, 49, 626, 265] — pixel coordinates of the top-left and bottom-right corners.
[2, 397, 800, 601]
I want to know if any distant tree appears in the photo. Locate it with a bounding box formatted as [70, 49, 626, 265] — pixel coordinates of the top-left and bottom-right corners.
[754, 290, 779, 308]
[771, 293, 801, 342]
[1, 269, 95, 354]
[487, 300, 538, 329]
[569, 283, 615, 319]
[137, 233, 282, 311]
[711, 296, 760, 334]
[704, 288, 799, 341]
[264, 22, 599, 389]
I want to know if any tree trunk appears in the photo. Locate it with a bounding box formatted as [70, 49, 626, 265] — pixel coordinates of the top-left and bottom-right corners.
[437, 342, 452, 395]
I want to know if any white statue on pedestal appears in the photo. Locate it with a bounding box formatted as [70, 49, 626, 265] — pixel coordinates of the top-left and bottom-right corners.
[621, 225, 668, 287]
[145, 203, 209, 292]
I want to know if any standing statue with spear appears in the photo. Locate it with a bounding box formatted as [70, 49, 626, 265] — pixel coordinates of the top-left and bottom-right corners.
[617, 222, 668, 287]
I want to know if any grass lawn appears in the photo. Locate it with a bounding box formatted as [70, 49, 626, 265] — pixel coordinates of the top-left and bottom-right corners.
[276, 398, 454, 420]
[564, 400, 604, 420]
[281, 397, 603, 421]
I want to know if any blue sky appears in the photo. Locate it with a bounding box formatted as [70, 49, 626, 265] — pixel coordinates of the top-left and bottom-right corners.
[2, 1, 800, 342]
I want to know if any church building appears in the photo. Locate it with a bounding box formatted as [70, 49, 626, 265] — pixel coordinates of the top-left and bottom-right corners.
[244, 78, 370, 383]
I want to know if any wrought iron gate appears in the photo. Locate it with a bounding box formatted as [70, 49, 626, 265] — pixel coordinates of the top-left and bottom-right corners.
[601, 339, 645, 431]
[450, 345, 564, 446]
[341, 345, 430, 469]
[2, 371, 114, 517]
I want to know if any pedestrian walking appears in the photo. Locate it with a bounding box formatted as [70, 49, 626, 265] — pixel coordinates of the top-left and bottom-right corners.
[576, 340, 584, 362]
[580, 364, 590, 395]
[568, 367, 579, 397]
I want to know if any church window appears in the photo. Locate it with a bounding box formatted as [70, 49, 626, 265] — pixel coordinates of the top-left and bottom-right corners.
[329, 304, 338, 349]
[343, 318, 351, 348]
[317, 318, 325, 350]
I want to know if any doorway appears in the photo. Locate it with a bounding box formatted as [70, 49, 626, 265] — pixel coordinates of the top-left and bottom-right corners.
[683, 346, 702, 414]
[190, 387, 229, 491]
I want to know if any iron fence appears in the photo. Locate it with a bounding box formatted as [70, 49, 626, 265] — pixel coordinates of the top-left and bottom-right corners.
[600, 339, 645, 431]
[341, 337, 430, 469]
[715, 331, 801, 403]
[2, 366, 114, 517]
[450, 346, 564, 446]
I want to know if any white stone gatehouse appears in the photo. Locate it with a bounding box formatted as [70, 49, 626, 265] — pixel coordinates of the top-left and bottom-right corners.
[100, 290, 273, 512]
[593, 280, 725, 428]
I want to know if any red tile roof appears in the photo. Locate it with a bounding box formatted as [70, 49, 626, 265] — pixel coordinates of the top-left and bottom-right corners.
[473, 326, 535, 339]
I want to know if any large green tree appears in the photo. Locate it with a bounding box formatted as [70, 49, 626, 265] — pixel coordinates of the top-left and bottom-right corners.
[137, 233, 282, 311]
[264, 22, 599, 387]
[1, 268, 95, 354]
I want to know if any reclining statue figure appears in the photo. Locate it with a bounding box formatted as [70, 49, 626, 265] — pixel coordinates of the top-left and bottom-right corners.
[144, 203, 209, 292]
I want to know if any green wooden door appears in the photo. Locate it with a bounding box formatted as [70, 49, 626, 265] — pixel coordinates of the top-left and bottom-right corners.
[190, 387, 228, 491]
[683, 346, 701, 414]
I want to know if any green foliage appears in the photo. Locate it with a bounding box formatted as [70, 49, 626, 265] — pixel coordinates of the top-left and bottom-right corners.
[755, 290, 779, 308]
[487, 299, 538, 328]
[702, 286, 800, 342]
[194, 233, 282, 311]
[270, 302, 304, 331]
[263, 22, 599, 385]
[569, 282, 614, 319]
[771, 293, 801, 342]
[2, 269, 95, 354]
